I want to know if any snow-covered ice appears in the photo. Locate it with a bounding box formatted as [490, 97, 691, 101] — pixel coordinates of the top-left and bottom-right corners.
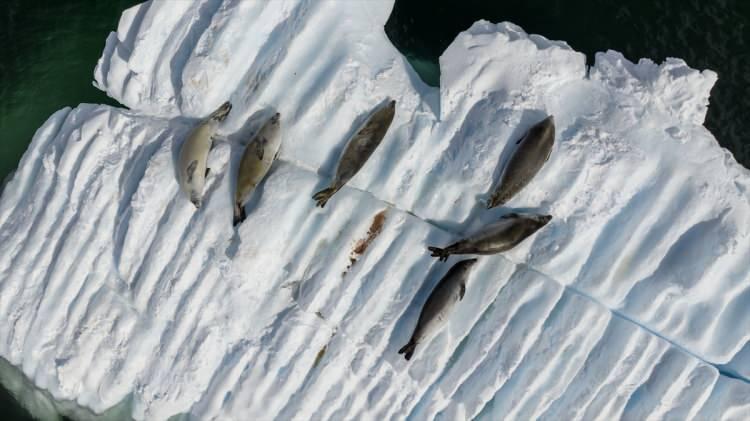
[0, 0, 749, 419]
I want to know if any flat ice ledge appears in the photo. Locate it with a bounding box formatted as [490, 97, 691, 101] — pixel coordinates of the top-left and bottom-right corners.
[591, 50, 718, 125]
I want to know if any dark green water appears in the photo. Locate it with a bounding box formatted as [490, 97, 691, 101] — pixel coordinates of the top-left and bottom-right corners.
[0, 0, 748, 419]
[385, 0, 750, 168]
[0, 0, 140, 185]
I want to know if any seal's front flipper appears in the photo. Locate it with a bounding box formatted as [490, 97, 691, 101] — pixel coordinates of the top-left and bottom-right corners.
[312, 186, 338, 208]
[186, 160, 198, 183]
[210, 135, 229, 149]
[398, 340, 417, 361]
[205, 168, 211, 178]
[255, 140, 265, 160]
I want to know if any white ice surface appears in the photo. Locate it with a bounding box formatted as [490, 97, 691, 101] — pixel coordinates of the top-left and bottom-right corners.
[0, 0, 749, 419]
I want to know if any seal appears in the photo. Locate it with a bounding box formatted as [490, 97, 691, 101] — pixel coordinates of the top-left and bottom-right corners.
[428, 213, 551, 261]
[487, 115, 555, 209]
[178, 101, 232, 208]
[312, 99, 396, 207]
[398, 258, 478, 361]
[233, 112, 282, 226]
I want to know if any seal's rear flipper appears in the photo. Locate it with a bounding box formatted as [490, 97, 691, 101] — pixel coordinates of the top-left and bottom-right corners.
[486, 195, 501, 209]
[190, 191, 202, 209]
[233, 203, 247, 226]
[398, 340, 417, 361]
[312, 187, 338, 208]
[427, 246, 450, 262]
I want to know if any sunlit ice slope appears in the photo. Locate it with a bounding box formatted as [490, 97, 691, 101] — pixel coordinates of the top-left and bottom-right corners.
[0, 0, 748, 419]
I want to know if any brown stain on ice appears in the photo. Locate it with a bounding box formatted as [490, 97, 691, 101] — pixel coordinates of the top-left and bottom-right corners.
[342, 209, 387, 277]
[311, 313, 335, 371]
[312, 344, 328, 369]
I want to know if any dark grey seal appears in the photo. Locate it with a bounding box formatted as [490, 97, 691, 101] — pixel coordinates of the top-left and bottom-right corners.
[487, 115, 555, 209]
[312, 99, 396, 207]
[398, 258, 478, 361]
[428, 213, 551, 261]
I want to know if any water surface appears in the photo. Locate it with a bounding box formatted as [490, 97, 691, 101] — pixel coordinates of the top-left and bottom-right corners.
[0, 0, 140, 183]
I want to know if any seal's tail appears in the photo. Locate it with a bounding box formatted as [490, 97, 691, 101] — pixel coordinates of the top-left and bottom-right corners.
[428, 246, 450, 262]
[233, 202, 247, 226]
[188, 189, 203, 209]
[398, 340, 417, 361]
[312, 186, 338, 208]
[487, 191, 508, 209]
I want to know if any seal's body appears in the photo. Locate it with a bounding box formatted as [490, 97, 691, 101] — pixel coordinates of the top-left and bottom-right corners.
[398, 259, 478, 361]
[428, 213, 551, 261]
[234, 113, 282, 225]
[178, 102, 232, 208]
[488, 115, 555, 209]
[313, 100, 396, 207]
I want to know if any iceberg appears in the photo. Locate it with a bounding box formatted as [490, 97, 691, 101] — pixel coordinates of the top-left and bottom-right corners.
[1, 0, 749, 419]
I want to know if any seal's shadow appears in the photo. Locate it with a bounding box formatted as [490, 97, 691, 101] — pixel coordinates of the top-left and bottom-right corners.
[311, 98, 394, 196]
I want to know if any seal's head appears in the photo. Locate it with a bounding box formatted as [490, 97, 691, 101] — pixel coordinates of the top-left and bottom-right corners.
[210, 101, 233, 122]
[376, 99, 397, 126]
[528, 114, 555, 140]
[523, 214, 552, 236]
[261, 112, 281, 135]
